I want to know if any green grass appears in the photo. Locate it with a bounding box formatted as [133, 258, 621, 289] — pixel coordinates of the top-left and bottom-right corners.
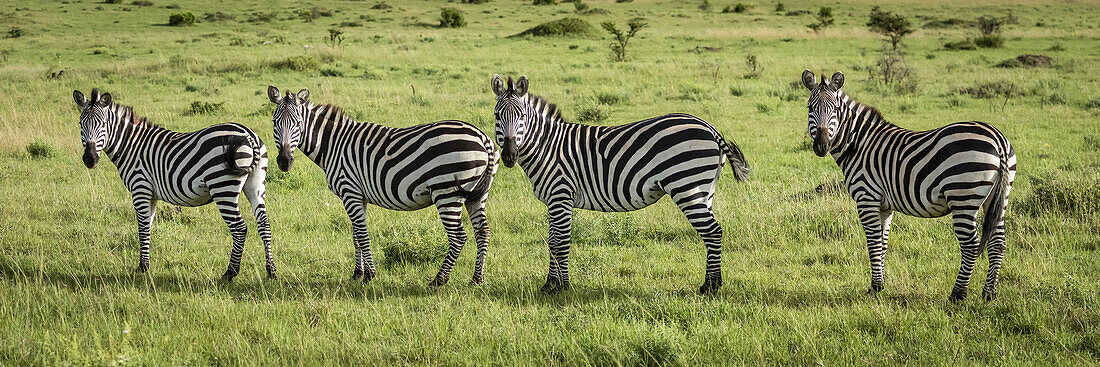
[1, 0, 1099, 365]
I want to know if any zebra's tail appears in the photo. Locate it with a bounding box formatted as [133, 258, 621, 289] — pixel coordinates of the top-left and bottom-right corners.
[717, 135, 751, 182]
[979, 157, 1011, 255]
[455, 134, 499, 199]
[223, 134, 260, 175]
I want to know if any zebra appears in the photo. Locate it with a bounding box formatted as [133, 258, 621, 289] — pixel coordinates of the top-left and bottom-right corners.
[490, 75, 751, 294]
[267, 86, 498, 286]
[72, 89, 276, 280]
[800, 70, 1016, 302]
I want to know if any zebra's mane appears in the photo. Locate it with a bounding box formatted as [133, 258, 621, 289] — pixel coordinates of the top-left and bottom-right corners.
[115, 104, 162, 128]
[316, 103, 351, 123]
[842, 92, 891, 126]
[526, 94, 567, 124]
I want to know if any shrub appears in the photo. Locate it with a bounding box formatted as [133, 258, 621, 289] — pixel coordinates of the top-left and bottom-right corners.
[104, 0, 122, 3]
[867, 6, 913, 50]
[699, 0, 711, 11]
[601, 214, 638, 246]
[7, 28, 22, 38]
[25, 138, 56, 159]
[744, 47, 762, 78]
[462, 0, 490, 3]
[1085, 99, 1100, 111]
[975, 15, 1008, 48]
[615, 0, 632, 2]
[532, 0, 555, 5]
[943, 39, 977, 50]
[131, 0, 153, 5]
[596, 92, 623, 105]
[340, 20, 363, 27]
[602, 18, 647, 62]
[577, 105, 610, 123]
[168, 12, 195, 26]
[868, 46, 917, 94]
[275, 55, 321, 71]
[922, 18, 972, 29]
[371, 3, 391, 10]
[775, 2, 785, 12]
[512, 17, 597, 38]
[439, 8, 466, 28]
[975, 35, 1003, 48]
[379, 228, 443, 266]
[185, 101, 224, 115]
[807, 7, 834, 33]
[722, 3, 752, 13]
[574, 0, 589, 12]
[959, 81, 1021, 99]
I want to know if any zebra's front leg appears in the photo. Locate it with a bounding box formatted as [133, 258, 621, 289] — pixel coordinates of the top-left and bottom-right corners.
[131, 194, 156, 273]
[343, 198, 376, 283]
[856, 204, 887, 294]
[429, 200, 467, 288]
[542, 200, 574, 294]
[950, 209, 982, 303]
[214, 196, 248, 282]
[466, 196, 490, 285]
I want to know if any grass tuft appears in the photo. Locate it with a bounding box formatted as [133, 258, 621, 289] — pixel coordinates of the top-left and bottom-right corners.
[25, 138, 56, 159]
[512, 18, 598, 38]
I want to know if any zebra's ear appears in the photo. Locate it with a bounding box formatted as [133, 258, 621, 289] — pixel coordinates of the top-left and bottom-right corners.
[831, 71, 845, 90]
[267, 85, 281, 104]
[99, 92, 112, 106]
[515, 75, 529, 96]
[491, 74, 506, 96]
[801, 69, 817, 90]
[296, 88, 310, 103]
[73, 90, 87, 107]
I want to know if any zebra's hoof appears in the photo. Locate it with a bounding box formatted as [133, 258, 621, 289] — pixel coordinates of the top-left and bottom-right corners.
[136, 262, 149, 273]
[351, 271, 362, 281]
[221, 270, 238, 282]
[698, 282, 721, 295]
[868, 283, 884, 294]
[361, 271, 376, 283]
[982, 289, 997, 302]
[540, 279, 569, 294]
[949, 289, 967, 303]
[470, 276, 484, 286]
[428, 276, 449, 288]
[266, 272, 277, 280]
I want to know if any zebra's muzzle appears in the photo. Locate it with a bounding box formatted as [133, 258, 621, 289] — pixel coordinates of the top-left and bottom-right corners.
[501, 137, 518, 168]
[82, 142, 99, 169]
[276, 149, 293, 171]
[812, 134, 830, 157]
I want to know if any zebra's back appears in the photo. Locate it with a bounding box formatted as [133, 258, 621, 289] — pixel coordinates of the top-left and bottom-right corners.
[330, 120, 495, 211]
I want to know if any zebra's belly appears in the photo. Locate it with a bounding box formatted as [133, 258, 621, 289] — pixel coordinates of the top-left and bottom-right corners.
[573, 182, 664, 212]
[152, 180, 213, 207]
[882, 192, 951, 218]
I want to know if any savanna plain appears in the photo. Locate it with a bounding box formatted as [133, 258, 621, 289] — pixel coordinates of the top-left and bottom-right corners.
[0, 0, 1098, 365]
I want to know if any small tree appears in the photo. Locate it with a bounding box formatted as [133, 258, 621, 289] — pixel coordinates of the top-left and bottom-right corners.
[867, 6, 913, 50]
[807, 7, 833, 33]
[327, 28, 344, 47]
[574, 0, 589, 12]
[975, 15, 1007, 48]
[439, 8, 466, 28]
[601, 18, 647, 62]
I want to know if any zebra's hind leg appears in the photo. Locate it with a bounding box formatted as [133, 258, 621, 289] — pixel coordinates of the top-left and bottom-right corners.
[982, 212, 1008, 301]
[131, 194, 156, 273]
[673, 192, 723, 295]
[352, 239, 364, 280]
[466, 195, 490, 285]
[949, 208, 982, 303]
[213, 194, 248, 282]
[429, 199, 467, 288]
[243, 169, 276, 279]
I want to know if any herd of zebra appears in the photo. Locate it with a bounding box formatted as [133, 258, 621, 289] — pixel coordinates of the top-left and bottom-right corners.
[71, 69, 1016, 302]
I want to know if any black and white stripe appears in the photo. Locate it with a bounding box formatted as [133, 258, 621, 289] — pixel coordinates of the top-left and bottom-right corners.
[490, 75, 750, 294]
[801, 70, 1016, 302]
[73, 89, 275, 280]
[267, 86, 498, 286]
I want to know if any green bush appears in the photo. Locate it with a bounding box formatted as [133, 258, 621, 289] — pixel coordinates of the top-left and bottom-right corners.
[103, 0, 122, 4]
[131, 0, 153, 5]
[532, 0, 555, 5]
[439, 8, 466, 28]
[168, 11, 195, 26]
[379, 228, 443, 267]
[462, 0, 490, 3]
[274, 55, 321, 71]
[512, 17, 598, 38]
[7, 28, 22, 39]
[723, 3, 752, 13]
[975, 34, 1004, 48]
[25, 138, 56, 159]
[1018, 173, 1100, 218]
[185, 101, 224, 115]
[807, 7, 834, 33]
[576, 105, 610, 123]
[959, 81, 1020, 99]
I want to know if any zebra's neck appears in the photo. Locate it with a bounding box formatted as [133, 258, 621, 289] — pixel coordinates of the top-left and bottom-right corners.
[830, 91, 896, 165]
[516, 94, 565, 168]
[101, 104, 171, 164]
[297, 102, 379, 168]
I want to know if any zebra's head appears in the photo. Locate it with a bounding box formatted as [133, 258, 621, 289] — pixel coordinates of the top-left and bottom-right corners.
[801, 69, 845, 157]
[73, 88, 113, 169]
[491, 74, 531, 168]
[268, 85, 309, 172]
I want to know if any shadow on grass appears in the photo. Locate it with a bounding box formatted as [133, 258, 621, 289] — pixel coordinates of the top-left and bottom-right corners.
[0, 255, 938, 309]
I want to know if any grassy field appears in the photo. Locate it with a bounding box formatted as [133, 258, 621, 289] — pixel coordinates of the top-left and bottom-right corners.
[1, 0, 1099, 365]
